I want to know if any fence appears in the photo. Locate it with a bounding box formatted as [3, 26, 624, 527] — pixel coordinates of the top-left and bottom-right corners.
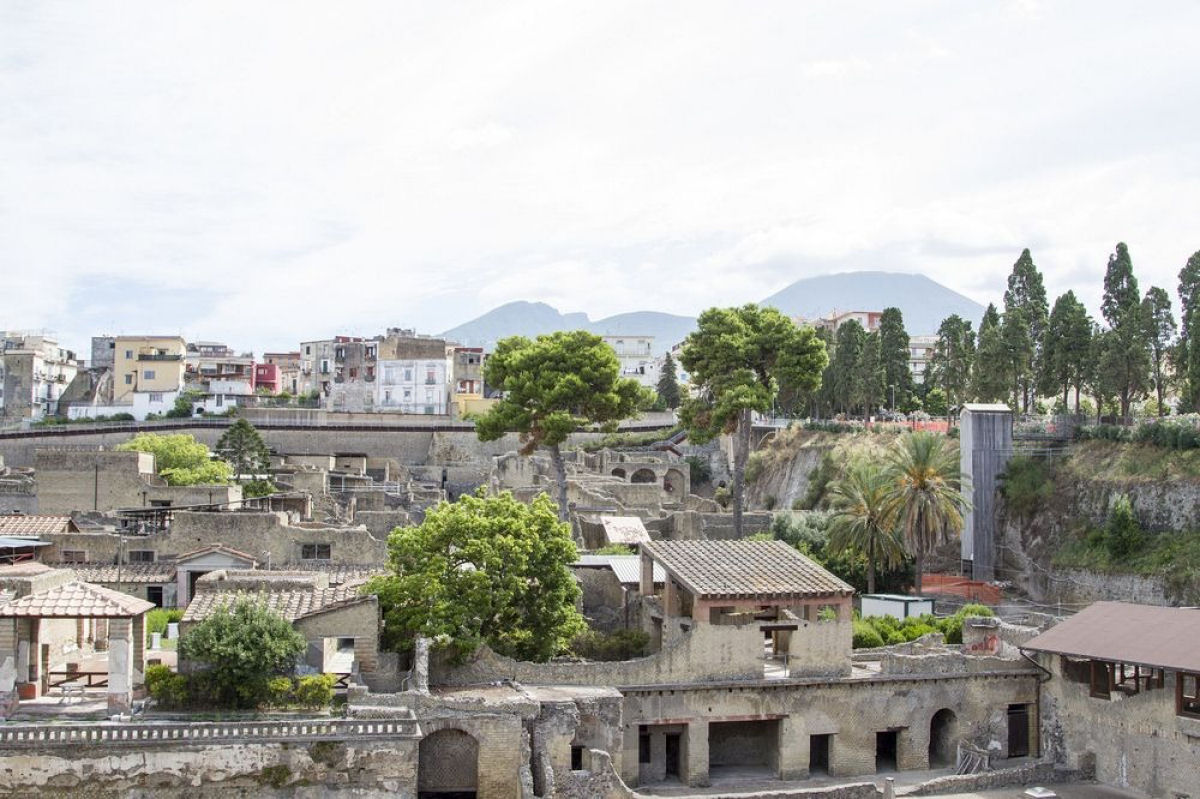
[0, 717, 420, 748]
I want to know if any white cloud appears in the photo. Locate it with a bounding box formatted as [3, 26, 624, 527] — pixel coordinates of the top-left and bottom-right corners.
[1, 1, 1199, 352]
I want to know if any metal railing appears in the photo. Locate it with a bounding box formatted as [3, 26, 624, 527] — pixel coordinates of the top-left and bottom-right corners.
[0, 717, 419, 748]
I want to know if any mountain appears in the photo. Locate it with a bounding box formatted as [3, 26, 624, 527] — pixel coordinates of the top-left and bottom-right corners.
[759, 271, 985, 335]
[441, 272, 986, 351]
[440, 302, 693, 354]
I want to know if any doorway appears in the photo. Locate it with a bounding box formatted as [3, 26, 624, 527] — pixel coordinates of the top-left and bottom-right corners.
[664, 732, 681, 778]
[928, 709, 958, 767]
[809, 734, 831, 775]
[875, 730, 898, 772]
[1007, 704, 1031, 758]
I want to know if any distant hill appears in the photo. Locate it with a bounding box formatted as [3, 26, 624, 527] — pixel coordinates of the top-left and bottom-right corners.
[440, 302, 693, 354]
[442, 272, 986, 351]
[760, 271, 985, 335]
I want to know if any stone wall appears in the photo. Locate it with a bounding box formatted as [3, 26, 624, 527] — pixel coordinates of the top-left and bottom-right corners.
[295, 598, 381, 674]
[1037, 651, 1200, 799]
[431, 622, 763, 687]
[786, 619, 852, 678]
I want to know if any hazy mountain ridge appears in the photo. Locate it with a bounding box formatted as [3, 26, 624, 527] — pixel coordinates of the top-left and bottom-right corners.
[442, 273, 985, 352]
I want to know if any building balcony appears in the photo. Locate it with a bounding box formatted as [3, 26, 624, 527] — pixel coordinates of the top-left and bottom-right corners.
[137, 353, 183, 362]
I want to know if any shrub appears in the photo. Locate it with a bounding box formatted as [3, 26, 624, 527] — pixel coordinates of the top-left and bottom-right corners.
[241, 480, 277, 498]
[1105, 495, 1145, 560]
[267, 676, 294, 706]
[592, 543, 634, 555]
[999, 456, 1055, 519]
[294, 674, 336, 708]
[685, 455, 711, 487]
[763, 494, 777, 511]
[571, 629, 650, 661]
[145, 664, 189, 708]
[852, 619, 884, 649]
[900, 623, 936, 641]
[146, 608, 184, 636]
[797, 452, 837, 510]
[744, 452, 765, 484]
[713, 486, 731, 509]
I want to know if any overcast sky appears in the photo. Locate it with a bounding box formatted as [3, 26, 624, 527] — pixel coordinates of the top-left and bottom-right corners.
[3, 1, 1199, 354]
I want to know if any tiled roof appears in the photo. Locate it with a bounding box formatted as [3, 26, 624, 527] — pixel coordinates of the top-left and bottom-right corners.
[0, 515, 78, 536]
[0, 581, 155, 618]
[641, 540, 853, 600]
[182, 585, 368, 624]
[60, 562, 176, 584]
[272, 563, 387, 587]
[574, 555, 664, 585]
[174, 544, 258, 565]
[1024, 601, 1200, 673]
[600, 516, 650, 545]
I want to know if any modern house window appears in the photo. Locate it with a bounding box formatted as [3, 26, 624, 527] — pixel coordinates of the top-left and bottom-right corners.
[128, 550, 155, 563]
[301, 543, 331, 560]
[143, 370, 155, 380]
[148, 392, 163, 403]
[146, 586, 164, 607]
[61, 550, 87, 563]
[404, 368, 413, 382]
[320, 360, 330, 374]
[125, 374, 133, 385]
[426, 369, 436, 384]
[125, 350, 133, 359]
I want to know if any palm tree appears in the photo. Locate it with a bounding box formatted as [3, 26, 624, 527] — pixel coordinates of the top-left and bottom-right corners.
[826, 461, 906, 594]
[884, 431, 969, 595]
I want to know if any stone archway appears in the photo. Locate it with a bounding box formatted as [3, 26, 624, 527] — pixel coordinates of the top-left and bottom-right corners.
[663, 468, 685, 495]
[928, 708, 958, 768]
[419, 728, 479, 797]
[611, 468, 627, 480]
[630, 468, 657, 484]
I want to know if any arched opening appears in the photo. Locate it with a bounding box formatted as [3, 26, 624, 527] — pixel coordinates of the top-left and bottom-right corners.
[663, 469, 685, 495]
[928, 708, 958, 768]
[611, 468, 627, 479]
[419, 728, 479, 798]
[631, 468, 657, 484]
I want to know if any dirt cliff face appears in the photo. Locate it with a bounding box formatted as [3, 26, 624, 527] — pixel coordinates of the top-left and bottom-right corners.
[995, 440, 1200, 607]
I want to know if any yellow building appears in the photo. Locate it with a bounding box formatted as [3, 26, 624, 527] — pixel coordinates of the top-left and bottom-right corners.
[112, 336, 186, 404]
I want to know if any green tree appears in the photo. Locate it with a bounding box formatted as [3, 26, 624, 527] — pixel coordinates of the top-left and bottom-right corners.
[831, 319, 866, 414]
[854, 332, 886, 417]
[1085, 326, 1117, 423]
[655, 352, 683, 410]
[679, 305, 827, 537]
[1003, 249, 1050, 412]
[878, 307, 913, 410]
[1105, 494, 1145, 560]
[1001, 306, 1033, 410]
[884, 432, 968, 595]
[1100, 243, 1151, 422]
[826, 462, 905, 594]
[927, 315, 974, 419]
[923, 387, 948, 417]
[475, 331, 647, 520]
[177, 598, 305, 708]
[1040, 291, 1093, 413]
[115, 433, 232, 485]
[1176, 251, 1200, 410]
[1141, 286, 1176, 417]
[365, 491, 584, 662]
[216, 418, 272, 478]
[972, 303, 1009, 403]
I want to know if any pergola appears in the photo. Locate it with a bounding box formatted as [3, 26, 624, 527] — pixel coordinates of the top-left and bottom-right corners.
[0, 581, 153, 715]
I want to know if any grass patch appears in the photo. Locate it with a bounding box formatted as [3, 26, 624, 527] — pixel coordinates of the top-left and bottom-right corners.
[1063, 440, 1200, 482]
[576, 425, 681, 452]
[1053, 525, 1200, 604]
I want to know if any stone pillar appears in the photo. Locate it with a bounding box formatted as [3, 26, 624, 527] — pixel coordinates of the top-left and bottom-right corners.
[648, 730, 667, 783]
[0, 618, 19, 717]
[663, 577, 676, 618]
[897, 727, 924, 771]
[132, 614, 145, 684]
[619, 724, 640, 785]
[778, 715, 807, 779]
[107, 617, 133, 714]
[683, 719, 709, 787]
[640, 552, 654, 597]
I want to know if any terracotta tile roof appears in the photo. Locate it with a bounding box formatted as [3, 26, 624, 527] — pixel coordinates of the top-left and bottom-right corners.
[1024, 601, 1200, 672]
[0, 515, 78, 536]
[182, 585, 368, 624]
[272, 563, 387, 587]
[0, 562, 55, 578]
[173, 544, 258, 565]
[641, 540, 853, 600]
[59, 562, 176, 584]
[0, 581, 155, 618]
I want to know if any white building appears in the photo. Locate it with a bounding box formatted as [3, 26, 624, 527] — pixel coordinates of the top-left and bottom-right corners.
[909, 335, 937, 384]
[376, 358, 449, 414]
[602, 335, 658, 389]
[0, 332, 80, 422]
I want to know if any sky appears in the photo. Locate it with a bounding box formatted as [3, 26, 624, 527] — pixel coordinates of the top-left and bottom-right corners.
[3, 1, 1200, 355]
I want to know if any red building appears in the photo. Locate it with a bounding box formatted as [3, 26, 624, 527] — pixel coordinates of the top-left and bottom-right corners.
[254, 362, 280, 394]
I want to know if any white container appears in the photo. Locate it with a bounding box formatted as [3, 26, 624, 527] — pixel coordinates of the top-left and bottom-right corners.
[166, 622, 179, 639]
[151, 632, 162, 649]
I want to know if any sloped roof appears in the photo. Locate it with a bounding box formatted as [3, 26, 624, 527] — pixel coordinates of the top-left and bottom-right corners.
[0, 515, 78, 536]
[575, 555, 664, 585]
[182, 585, 368, 624]
[174, 544, 258, 566]
[0, 537, 51, 549]
[62, 562, 176, 584]
[1023, 601, 1200, 672]
[272, 563, 387, 587]
[600, 516, 650, 545]
[0, 581, 154, 618]
[641, 540, 853, 600]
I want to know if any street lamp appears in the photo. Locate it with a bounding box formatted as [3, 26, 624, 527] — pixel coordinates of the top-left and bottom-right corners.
[890, 384, 896, 413]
